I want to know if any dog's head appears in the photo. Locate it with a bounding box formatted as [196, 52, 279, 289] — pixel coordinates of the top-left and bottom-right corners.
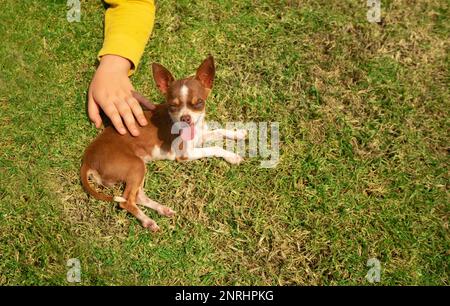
[152, 56, 215, 127]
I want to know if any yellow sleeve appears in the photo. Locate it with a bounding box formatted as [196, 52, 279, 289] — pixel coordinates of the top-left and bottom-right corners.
[98, 0, 156, 75]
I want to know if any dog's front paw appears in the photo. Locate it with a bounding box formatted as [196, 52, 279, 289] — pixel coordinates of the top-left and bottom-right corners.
[142, 219, 160, 232]
[225, 153, 243, 165]
[235, 129, 247, 140]
[158, 206, 176, 218]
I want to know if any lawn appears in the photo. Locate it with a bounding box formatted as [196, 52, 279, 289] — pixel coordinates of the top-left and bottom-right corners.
[0, 0, 448, 285]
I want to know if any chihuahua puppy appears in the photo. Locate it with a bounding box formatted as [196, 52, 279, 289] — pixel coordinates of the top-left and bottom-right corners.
[81, 56, 247, 231]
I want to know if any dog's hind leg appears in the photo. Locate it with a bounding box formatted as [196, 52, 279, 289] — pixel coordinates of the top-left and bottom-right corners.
[119, 158, 160, 232]
[136, 188, 176, 217]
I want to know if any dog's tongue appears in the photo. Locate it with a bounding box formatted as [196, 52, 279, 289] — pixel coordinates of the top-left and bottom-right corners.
[180, 124, 195, 141]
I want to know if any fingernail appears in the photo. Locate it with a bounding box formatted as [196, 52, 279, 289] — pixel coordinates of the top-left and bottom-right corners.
[119, 128, 127, 134]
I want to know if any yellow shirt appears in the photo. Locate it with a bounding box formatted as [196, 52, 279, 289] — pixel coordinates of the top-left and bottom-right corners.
[98, 0, 156, 75]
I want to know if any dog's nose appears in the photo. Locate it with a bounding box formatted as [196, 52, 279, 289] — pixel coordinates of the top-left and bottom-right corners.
[180, 115, 192, 124]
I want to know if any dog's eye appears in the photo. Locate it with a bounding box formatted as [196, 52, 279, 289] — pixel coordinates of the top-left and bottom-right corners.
[194, 99, 204, 108]
[169, 105, 179, 112]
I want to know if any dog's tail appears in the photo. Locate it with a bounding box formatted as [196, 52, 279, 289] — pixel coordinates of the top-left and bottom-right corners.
[80, 162, 114, 202]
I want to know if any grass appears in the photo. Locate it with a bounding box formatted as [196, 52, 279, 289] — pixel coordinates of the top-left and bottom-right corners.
[0, 0, 448, 285]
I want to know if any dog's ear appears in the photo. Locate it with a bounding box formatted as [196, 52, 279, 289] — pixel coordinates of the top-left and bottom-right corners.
[195, 55, 215, 90]
[152, 63, 175, 94]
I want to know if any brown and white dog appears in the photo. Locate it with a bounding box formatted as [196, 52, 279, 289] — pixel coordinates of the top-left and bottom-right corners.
[80, 56, 247, 231]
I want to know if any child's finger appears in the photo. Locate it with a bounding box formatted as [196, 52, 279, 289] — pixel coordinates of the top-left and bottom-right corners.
[127, 96, 148, 126]
[116, 101, 139, 136]
[88, 95, 102, 128]
[103, 103, 127, 135]
[131, 91, 155, 110]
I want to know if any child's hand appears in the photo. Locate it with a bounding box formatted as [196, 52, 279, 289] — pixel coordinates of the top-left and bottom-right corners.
[88, 55, 153, 136]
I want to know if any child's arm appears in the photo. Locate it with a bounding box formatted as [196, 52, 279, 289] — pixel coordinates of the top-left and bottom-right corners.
[88, 0, 156, 136]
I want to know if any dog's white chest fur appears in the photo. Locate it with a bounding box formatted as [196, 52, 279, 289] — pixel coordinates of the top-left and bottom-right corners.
[141, 120, 206, 163]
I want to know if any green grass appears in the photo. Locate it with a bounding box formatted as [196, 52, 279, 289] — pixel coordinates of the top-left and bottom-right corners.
[0, 0, 448, 285]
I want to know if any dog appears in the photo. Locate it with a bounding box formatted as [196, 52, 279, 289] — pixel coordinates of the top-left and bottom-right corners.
[80, 56, 247, 231]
